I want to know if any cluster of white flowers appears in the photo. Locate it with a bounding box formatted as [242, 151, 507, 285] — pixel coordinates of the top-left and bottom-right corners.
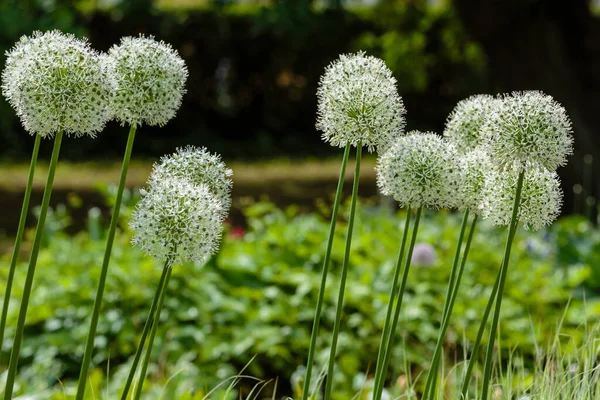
[2, 30, 188, 137]
[316, 52, 406, 153]
[481, 164, 563, 231]
[1, 30, 113, 138]
[459, 148, 492, 214]
[130, 147, 231, 266]
[444, 94, 497, 153]
[105, 35, 188, 127]
[376, 132, 462, 209]
[130, 179, 223, 267]
[371, 89, 572, 231]
[482, 91, 573, 171]
[149, 146, 233, 220]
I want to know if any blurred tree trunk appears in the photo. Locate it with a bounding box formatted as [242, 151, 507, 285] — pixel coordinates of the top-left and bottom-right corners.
[453, 0, 600, 218]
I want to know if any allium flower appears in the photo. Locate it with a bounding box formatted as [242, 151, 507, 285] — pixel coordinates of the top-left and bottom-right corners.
[411, 243, 437, 267]
[481, 164, 562, 231]
[1, 30, 113, 137]
[130, 178, 223, 266]
[482, 91, 573, 171]
[443, 94, 498, 153]
[458, 148, 493, 214]
[106, 35, 188, 127]
[376, 132, 462, 209]
[316, 51, 406, 153]
[149, 146, 232, 219]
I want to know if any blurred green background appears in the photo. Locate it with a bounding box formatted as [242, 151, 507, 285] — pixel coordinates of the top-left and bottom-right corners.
[2, 1, 600, 398]
[1, 0, 599, 224]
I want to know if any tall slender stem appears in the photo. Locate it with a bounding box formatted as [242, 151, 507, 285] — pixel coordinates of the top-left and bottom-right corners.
[323, 144, 362, 400]
[0, 134, 41, 362]
[373, 206, 423, 400]
[459, 256, 502, 399]
[120, 264, 169, 399]
[480, 169, 525, 400]
[424, 213, 479, 399]
[302, 144, 351, 400]
[459, 216, 519, 399]
[133, 265, 173, 400]
[4, 130, 64, 399]
[371, 207, 412, 398]
[422, 209, 470, 398]
[76, 124, 137, 399]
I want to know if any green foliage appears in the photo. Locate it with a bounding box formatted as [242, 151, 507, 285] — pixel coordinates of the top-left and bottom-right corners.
[1, 198, 598, 398]
[0, 1, 490, 162]
[553, 214, 600, 292]
[353, 0, 487, 95]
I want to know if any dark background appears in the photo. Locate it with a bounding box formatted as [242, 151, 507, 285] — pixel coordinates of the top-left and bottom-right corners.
[1, 0, 599, 215]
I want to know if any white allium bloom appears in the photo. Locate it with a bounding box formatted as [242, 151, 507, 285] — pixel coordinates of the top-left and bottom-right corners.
[481, 164, 562, 231]
[376, 131, 462, 209]
[1, 30, 113, 138]
[482, 91, 573, 171]
[106, 35, 188, 127]
[130, 178, 223, 266]
[443, 94, 498, 153]
[458, 148, 493, 214]
[149, 146, 233, 219]
[316, 51, 406, 153]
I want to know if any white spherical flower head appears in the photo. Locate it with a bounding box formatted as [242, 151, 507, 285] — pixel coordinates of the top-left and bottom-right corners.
[481, 165, 562, 231]
[459, 148, 493, 214]
[149, 146, 233, 219]
[316, 51, 406, 153]
[130, 178, 223, 266]
[107, 35, 188, 127]
[1, 30, 113, 138]
[443, 94, 498, 153]
[376, 131, 462, 209]
[482, 91, 573, 171]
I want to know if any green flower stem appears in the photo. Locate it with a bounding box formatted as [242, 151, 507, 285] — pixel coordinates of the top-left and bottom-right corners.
[76, 124, 137, 399]
[133, 265, 174, 400]
[480, 169, 525, 400]
[120, 261, 170, 399]
[373, 206, 423, 400]
[302, 144, 351, 400]
[459, 219, 518, 399]
[459, 257, 502, 398]
[0, 134, 41, 362]
[422, 209, 469, 398]
[323, 144, 362, 400]
[371, 206, 412, 398]
[4, 130, 64, 400]
[424, 212, 479, 399]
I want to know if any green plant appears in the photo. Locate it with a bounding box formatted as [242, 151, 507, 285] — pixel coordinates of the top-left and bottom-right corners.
[1, 198, 597, 398]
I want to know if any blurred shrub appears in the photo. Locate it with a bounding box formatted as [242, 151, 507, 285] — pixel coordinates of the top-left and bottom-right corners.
[1, 197, 597, 398]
